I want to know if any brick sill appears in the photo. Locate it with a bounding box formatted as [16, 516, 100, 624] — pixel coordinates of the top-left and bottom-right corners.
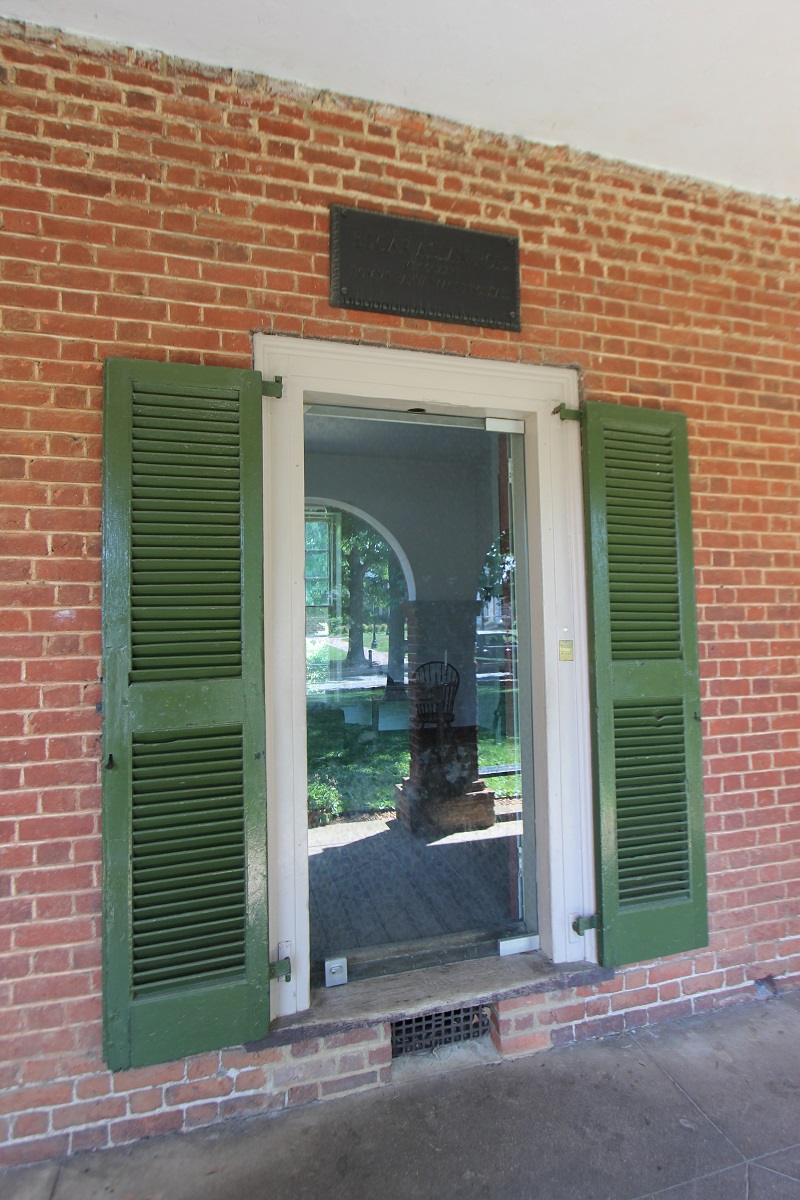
[246, 952, 614, 1050]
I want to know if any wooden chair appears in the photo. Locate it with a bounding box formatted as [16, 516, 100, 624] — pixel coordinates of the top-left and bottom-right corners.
[412, 661, 459, 745]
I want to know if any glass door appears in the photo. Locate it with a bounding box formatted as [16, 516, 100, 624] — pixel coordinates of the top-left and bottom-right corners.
[304, 405, 534, 982]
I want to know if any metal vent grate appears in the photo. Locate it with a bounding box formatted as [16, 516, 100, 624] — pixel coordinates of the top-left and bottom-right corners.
[391, 1006, 490, 1058]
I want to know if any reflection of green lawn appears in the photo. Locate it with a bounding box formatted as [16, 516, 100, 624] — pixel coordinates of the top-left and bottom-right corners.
[306, 639, 344, 662]
[305, 639, 345, 687]
[306, 689, 521, 822]
[478, 737, 523, 796]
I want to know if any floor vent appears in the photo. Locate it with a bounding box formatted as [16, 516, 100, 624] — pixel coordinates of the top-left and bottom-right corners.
[391, 1005, 490, 1058]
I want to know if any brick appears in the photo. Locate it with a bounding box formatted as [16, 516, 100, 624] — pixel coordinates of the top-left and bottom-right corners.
[185, 1052, 221, 1080]
[573, 1012, 626, 1040]
[110, 1062, 185, 1091]
[291, 1039, 321, 1058]
[73, 1073, 113, 1100]
[128, 1087, 164, 1114]
[218, 1093, 285, 1121]
[494, 994, 547, 1014]
[232, 1068, 266, 1092]
[184, 1102, 219, 1129]
[496, 1030, 551, 1056]
[0, 1083, 75, 1116]
[11, 1109, 50, 1139]
[287, 1083, 319, 1107]
[164, 1079, 232, 1106]
[69, 1125, 110, 1153]
[109, 1112, 184, 1144]
[320, 1070, 378, 1097]
[324, 1027, 385, 1050]
[220, 1047, 284, 1069]
[52, 1097, 127, 1130]
[0, 1134, 70, 1168]
[682, 972, 726, 996]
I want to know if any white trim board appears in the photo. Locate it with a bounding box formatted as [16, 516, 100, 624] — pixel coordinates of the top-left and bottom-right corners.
[254, 336, 596, 1017]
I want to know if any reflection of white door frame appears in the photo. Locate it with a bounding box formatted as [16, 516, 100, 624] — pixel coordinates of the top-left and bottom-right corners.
[255, 335, 595, 1019]
[305, 496, 417, 601]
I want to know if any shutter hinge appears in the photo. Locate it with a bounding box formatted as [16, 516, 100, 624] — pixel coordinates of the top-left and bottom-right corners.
[553, 402, 582, 423]
[572, 914, 597, 936]
[269, 956, 292, 983]
[261, 376, 283, 398]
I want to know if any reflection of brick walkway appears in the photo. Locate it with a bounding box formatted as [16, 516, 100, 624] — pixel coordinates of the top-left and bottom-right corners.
[307, 636, 395, 694]
[308, 808, 523, 965]
[307, 638, 512, 693]
[324, 636, 389, 667]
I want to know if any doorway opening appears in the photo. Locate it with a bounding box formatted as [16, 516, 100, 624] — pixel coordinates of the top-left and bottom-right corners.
[304, 406, 535, 982]
[256, 334, 593, 1017]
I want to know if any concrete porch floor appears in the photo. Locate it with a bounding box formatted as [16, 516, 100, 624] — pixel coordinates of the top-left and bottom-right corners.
[2, 989, 799, 1200]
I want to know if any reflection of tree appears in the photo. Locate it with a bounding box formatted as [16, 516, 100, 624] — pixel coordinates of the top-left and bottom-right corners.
[340, 513, 407, 672]
[387, 555, 406, 683]
[478, 534, 515, 604]
[478, 532, 516, 742]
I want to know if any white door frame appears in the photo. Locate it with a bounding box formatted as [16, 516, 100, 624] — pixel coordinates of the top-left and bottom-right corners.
[254, 335, 596, 1018]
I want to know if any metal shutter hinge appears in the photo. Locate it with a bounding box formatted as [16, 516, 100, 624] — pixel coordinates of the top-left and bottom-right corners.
[572, 914, 597, 936]
[553, 403, 582, 422]
[261, 376, 283, 398]
[269, 956, 292, 983]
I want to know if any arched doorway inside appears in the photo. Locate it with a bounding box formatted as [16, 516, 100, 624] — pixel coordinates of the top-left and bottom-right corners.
[305, 498, 414, 688]
[304, 503, 412, 820]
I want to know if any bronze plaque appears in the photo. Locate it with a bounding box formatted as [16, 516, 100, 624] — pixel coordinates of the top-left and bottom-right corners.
[330, 205, 520, 331]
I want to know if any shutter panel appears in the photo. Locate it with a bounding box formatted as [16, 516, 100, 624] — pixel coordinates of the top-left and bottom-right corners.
[583, 402, 707, 967]
[102, 358, 268, 1070]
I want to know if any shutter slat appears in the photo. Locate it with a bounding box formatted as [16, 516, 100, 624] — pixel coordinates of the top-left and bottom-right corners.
[134, 915, 244, 944]
[132, 881, 245, 910]
[129, 665, 245, 682]
[132, 581, 242, 593]
[131, 728, 241, 750]
[131, 955, 247, 984]
[131, 776, 243, 798]
[133, 806, 242, 826]
[133, 827, 245, 850]
[132, 391, 240, 411]
[131, 462, 241, 479]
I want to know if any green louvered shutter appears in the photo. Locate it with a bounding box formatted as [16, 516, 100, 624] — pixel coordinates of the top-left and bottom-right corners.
[583, 401, 707, 967]
[102, 358, 269, 1070]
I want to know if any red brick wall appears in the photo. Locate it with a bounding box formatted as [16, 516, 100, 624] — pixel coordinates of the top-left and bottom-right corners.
[1, 19, 799, 1167]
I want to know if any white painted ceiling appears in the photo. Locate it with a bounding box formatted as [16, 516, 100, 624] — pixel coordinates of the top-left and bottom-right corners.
[5, 0, 800, 199]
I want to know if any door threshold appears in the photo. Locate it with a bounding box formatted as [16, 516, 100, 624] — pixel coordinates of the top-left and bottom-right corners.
[250, 953, 613, 1051]
[311, 926, 528, 987]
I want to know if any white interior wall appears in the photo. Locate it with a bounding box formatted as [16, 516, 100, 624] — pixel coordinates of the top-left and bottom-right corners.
[304, 450, 494, 602]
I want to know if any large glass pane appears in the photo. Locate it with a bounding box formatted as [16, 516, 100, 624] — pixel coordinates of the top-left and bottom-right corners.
[305, 407, 533, 982]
